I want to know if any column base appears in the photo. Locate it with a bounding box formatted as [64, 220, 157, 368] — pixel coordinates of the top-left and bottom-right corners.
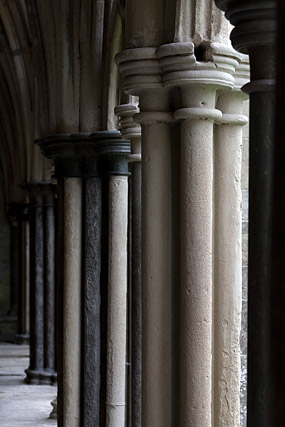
[50, 398, 57, 419]
[25, 368, 57, 385]
[15, 333, 30, 344]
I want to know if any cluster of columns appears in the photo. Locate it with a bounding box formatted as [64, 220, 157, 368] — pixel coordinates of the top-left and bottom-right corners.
[214, 0, 277, 425]
[37, 131, 135, 427]
[116, 41, 249, 426]
[21, 183, 57, 386]
[7, 203, 30, 344]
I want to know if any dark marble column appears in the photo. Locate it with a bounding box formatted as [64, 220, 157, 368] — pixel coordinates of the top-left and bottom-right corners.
[36, 132, 130, 427]
[214, 1, 277, 426]
[270, 1, 285, 424]
[82, 143, 102, 427]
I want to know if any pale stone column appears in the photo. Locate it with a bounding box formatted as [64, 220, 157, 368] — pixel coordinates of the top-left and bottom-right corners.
[213, 58, 249, 426]
[158, 41, 239, 427]
[104, 140, 130, 427]
[115, 101, 142, 427]
[37, 135, 84, 427]
[63, 177, 82, 427]
[214, 1, 277, 424]
[116, 48, 173, 427]
[37, 132, 131, 427]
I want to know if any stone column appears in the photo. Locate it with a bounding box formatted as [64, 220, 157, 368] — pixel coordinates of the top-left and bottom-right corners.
[7, 205, 19, 318]
[15, 203, 30, 345]
[115, 101, 142, 427]
[24, 184, 45, 385]
[158, 41, 239, 427]
[83, 154, 102, 427]
[37, 132, 131, 427]
[63, 177, 82, 427]
[23, 183, 57, 385]
[213, 57, 249, 426]
[116, 48, 173, 427]
[214, 2, 277, 425]
[37, 135, 84, 427]
[43, 186, 57, 385]
[105, 152, 129, 427]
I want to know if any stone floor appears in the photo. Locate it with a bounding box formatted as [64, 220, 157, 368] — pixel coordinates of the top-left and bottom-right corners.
[0, 343, 57, 426]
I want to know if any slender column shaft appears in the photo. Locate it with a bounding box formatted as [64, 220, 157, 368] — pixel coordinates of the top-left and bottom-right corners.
[213, 90, 248, 426]
[63, 178, 82, 427]
[9, 215, 19, 316]
[16, 204, 30, 344]
[55, 178, 64, 426]
[83, 176, 102, 427]
[213, 2, 277, 423]
[115, 101, 142, 427]
[138, 114, 173, 427]
[22, 219, 30, 336]
[244, 57, 275, 426]
[44, 192, 56, 381]
[106, 175, 128, 427]
[131, 159, 142, 427]
[27, 193, 45, 384]
[176, 87, 220, 427]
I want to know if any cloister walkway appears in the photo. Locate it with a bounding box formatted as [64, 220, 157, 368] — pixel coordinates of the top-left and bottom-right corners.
[0, 343, 57, 426]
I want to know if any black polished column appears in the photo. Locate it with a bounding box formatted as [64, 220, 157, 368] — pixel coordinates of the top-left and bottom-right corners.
[214, 1, 277, 426]
[270, 1, 285, 424]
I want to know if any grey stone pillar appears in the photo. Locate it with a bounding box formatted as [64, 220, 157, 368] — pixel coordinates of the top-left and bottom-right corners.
[24, 184, 45, 385]
[43, 186, 57, 385]
[7, 205, 19, 318]
[37, 131, 131, 427]
[214, 1, 277, 425]
[14, 203, 30, 345]
[103, 137, 131, 427]
[115, 102, 142, 427]
[23, 183, 57, 385]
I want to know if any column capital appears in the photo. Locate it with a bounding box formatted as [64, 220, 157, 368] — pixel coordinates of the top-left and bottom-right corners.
[115, 48, 162, 96]
[214, 0, 277, 52]
[20, 182, 56, 198]
[114, 104, 141, 141]
[234, 53, 250, 91]
[158, 42, 239, 90]
[36, 132, 130, 178]
[114, 103, 141, 163]
[8, 202, 30, 222]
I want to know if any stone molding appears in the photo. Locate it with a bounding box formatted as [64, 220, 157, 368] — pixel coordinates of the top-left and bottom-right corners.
[215, 0, 277, 52]
[114, 103, 141, 163]
[116, 42, 249, 119]
[36, 132, 131, 178]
